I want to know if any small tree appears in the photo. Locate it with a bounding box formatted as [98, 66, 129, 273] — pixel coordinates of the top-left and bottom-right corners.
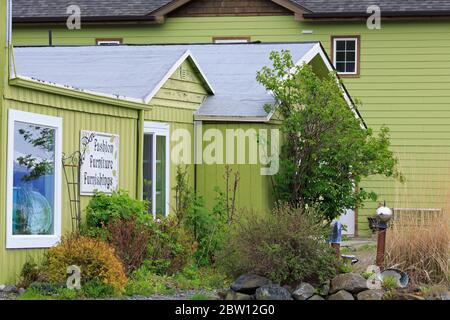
[256, 50, 402, 221]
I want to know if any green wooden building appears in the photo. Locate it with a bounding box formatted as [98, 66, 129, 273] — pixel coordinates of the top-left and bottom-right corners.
[0, 0, 362, 283]
[10, 0, 450, 237]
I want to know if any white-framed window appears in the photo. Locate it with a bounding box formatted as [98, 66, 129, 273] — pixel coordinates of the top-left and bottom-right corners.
[96, 38, 122, 46]
[143, 122, 170, 219]
[332, 36, 359, 76]
[6, 109, 62, 249]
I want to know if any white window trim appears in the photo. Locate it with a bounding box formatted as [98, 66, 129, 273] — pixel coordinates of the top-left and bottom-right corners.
[6, 109, 63, 249]
[143, 121, 170, 219]
[333, 37, 358, 75]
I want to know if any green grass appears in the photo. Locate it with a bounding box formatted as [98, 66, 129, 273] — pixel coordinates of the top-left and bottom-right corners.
[189, 293, 214, 300]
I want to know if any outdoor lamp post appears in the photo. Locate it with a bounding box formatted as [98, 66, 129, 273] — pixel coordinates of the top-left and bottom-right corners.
[375, 204, 393, 267]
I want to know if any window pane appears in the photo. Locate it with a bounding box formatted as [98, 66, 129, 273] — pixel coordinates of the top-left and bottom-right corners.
[155, 136, 166, 218]
[346, 51, 356, 62]
[346, 62, 356, 73]
[143, 134, 153, 212]
[346, 40, 356, 50]
[336, 62, 346, 72]
[13, 122, 55, 235]
[336, 51, 346, 62]
[336, 40, 346, 50]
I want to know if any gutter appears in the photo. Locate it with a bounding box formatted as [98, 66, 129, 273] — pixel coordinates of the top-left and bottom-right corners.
[304, 10, 450, 19]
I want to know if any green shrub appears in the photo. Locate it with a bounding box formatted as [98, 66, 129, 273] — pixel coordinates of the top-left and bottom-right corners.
[19, 258, 47, 288]
[144, 217, 197, 275]
[84, 190, 150, 235]
[217, 204, 338, 285]
[43, 234, 127, 294]
[382, 276, 399, 291]
[184, 188, 228, 266]
[82, 279, 117, 298]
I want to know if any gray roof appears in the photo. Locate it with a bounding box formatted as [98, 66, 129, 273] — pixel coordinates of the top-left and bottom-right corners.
[13, 0, 450, 19]
[13, 43, 318, 119]
[12, 0, 173, 18]
[295, 0, 450, 14]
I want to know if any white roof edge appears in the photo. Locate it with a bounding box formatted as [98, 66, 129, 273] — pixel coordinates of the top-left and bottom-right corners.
[13, 74, 145, 104]
[143, 49, 215, 104]
[294, 43, 365, 129]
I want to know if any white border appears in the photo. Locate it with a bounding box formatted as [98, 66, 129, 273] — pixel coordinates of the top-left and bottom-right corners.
[143, 121, 170, 219]
[6, 109, 63, 249]
[332, 37, 359, 76]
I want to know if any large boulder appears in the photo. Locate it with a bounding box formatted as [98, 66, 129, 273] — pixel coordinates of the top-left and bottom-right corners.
[328, 290, 355, 300]
[255, 285, 293, 300]
[231, 274, 272, 294]
[357, 289, 385, 300]
[330, 273, 368, 294]
[292, 283, 315, 300]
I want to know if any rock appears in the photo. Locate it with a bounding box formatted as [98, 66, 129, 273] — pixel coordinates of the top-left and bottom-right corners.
[328, 290, 355, 300]
[319, 280, 330, 296]
[255, 285, 293, 300]
[224, 290, 253, 301]
[330, 273, 368, 294]
[357, 289, 385, 300]
[18, 288, 26, 294]
[308, 295, 325, 300]
[2, 285, 18, 294]
[292, 283, 315, 300]
[0, 284, 5, 292]
[231, 273, 271, 294]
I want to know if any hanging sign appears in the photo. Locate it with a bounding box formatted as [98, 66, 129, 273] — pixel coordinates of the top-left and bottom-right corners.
[80, 130, 119, 195]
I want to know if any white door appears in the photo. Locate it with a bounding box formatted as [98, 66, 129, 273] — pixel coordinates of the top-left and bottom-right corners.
[339, 209, 355, 236]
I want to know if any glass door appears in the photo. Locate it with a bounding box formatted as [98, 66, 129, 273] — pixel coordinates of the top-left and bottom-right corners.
[143, 122, 169, 219]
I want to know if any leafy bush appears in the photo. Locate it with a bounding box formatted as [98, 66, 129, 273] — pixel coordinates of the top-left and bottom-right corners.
[106, 217, 151, 275]
[217, 204, 338, 285]
[184, 189, 228, 266]
[84, 190, 150, 234]
[19, 258, 47, 288]
[144, 217, 197, 275]
[82, 279, 117, 298]
[43, 234, 127, 294]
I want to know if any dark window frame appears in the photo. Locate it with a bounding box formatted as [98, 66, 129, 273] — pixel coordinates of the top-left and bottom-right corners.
[330, 35, 360, 78]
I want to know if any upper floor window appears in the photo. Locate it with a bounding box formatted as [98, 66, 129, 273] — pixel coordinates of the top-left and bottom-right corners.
[96, 38, 123, 46]
[332, 36, 360, 76]
[213, 37, 250, 44]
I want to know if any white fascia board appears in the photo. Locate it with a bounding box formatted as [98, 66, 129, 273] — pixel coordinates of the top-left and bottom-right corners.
[144, 50, 215, 104]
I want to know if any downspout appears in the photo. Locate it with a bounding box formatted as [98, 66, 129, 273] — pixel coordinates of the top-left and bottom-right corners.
[136, 109, 144, 200]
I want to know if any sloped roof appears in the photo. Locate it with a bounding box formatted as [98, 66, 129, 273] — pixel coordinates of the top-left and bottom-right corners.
[295, 0, 450, 17]
[13, 42, 330, 121]
[13, 46, 214, 102]
[12, 0, 173, 18]
[13, 0, 450, 21]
